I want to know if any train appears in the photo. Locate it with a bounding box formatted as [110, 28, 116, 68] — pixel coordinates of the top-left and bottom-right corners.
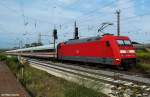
[6, 34, 136, 69]
[57, 34, 136, 69]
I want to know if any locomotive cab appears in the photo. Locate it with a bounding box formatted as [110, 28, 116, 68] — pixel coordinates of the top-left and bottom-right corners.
[114, 37, 136, 68]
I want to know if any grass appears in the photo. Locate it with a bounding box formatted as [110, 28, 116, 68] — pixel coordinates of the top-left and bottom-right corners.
[136, 50, 150, 71]
[136, 63, 150, 71]
[137, 51, 150, 61]
[0, 53, 8, 61]
[0, 53, 105, 97]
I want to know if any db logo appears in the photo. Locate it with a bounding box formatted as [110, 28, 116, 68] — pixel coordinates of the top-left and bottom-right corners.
[76, 50, 79, 54]
[126, 50, 129, 53]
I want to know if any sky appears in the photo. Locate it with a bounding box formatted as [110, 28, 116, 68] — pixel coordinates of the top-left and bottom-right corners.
[0, 0, 150, 49]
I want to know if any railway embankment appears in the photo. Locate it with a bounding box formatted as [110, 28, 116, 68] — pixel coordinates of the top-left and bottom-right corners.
[0, 53, 105, 97]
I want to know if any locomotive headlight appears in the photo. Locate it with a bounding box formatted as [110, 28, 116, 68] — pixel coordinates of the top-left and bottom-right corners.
[129, 50, 135, 53]
[115, 58, 120, 61]
[120, 50, 126, 53]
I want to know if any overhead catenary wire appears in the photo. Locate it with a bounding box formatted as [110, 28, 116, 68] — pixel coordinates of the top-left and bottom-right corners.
[60, 10, 150, 40]
[108, 10, 150, 24]
[0, 0, 137, 31]
[0, 0, 150, 44]
[0, 0, 141, 27]
[60, 0, 136, 27]
[75, 7, 150, 34]
[64, 0, 137, 29]
[0, 1, 53, 25]
[19, 0, 26, 27]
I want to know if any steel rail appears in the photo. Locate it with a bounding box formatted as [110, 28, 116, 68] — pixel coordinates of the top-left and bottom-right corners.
[28, 59, 150, 94]
[30, 59, 150, 85]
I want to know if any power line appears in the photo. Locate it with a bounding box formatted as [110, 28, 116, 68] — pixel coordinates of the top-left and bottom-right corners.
[19, 0, 27, 34]
[77, 0, 134, 20]
[59, 1, 117, 28]
[62, 10, 150, 39]
[70, 5, 136, 29]
[80, 10, 150, 33]
[0, 0, 150, 41]
[0, 1, 18, 13]
[123, 12, 150, 21]
[69, 1, 137, 27]
[110, 10, 150, 24]
[0, 1, 53, 25]
[19, 0, 25, 24]
[0, 0, 138, 29]
[60, 0, 135, 27]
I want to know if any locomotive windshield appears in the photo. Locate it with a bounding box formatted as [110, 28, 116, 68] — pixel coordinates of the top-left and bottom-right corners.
[117, 40, 132, 46]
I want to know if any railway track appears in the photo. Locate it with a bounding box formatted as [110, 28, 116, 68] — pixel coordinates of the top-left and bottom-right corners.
[30, 59, 150, 84]
[28, 57, 150, 78]
[50, 60, 150, 78]
[27, 59, 150, 97]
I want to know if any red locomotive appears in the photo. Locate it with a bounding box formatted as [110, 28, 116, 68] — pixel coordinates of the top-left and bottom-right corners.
[57, 34, 136, 69]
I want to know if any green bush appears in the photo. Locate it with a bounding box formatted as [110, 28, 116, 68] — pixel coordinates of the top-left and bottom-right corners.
[137, 52, 150, 60]
[136, 51, 150, 64]
[136, 51, 150, 71]
[0, 54, 7, 61]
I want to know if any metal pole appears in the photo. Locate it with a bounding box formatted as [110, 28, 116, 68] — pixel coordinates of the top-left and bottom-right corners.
[74, 21, 79, 39]
[116, 10, 121, 36]
[54, 37, 55, 49]
[38, 32, 41, 44]
[74, 21, 76, 39]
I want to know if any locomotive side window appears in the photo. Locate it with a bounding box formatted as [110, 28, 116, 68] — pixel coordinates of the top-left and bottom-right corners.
[106, 41, 110, 47]
[124, 40, 132, 45]
[117, 40, 124, 46]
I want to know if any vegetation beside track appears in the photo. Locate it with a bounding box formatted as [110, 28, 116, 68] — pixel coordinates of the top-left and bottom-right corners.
[136, 50, 150, 71]
[0, 53, 105, 97]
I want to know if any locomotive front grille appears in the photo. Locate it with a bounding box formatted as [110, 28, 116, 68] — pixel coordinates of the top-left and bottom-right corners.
[122, 58, 137, 65]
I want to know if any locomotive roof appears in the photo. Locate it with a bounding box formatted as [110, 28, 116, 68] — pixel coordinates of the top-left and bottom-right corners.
[65, 36, 101, 44]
